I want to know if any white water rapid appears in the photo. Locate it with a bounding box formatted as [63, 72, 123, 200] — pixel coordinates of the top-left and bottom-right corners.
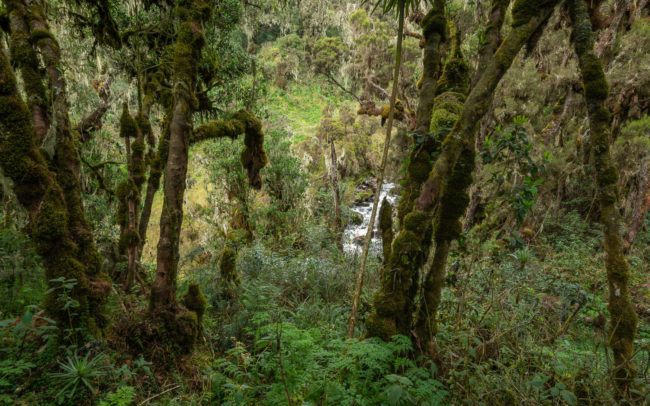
[343, 182, 398, 254]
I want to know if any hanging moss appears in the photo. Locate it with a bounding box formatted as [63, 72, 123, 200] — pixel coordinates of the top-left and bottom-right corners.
[379, 100, 405, 125]
[131, 136, 146, 187]
[219, 246, 240, 301]
[136, 112, 154, 147]
[119, 103, 138, 138]
[191, 109, 268, 189]
[115, 180, 139, 226]
[237, 111, 268, 190]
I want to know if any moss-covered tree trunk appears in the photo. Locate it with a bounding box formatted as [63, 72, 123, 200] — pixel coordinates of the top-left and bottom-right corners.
[116, 104, 146, 290]
[149, 0, 210, 321]
[397, 0, 447, 224]
[365, 28, 470, 341]
[147, 0, 266, 351]
[1, 2, 110, 341]
[568, 0, 638, 395]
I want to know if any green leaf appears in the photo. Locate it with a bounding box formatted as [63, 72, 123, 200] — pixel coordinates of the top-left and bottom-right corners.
[386, 384, 404, 405]
[560, 390, 577, 405]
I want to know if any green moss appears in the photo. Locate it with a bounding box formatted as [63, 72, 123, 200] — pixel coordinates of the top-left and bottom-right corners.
[435, 59, 469, 95]
[136, 113, 154, 145]
[192, 120, 242, 142]
[598, 166, 618, 188]
[30, 29, 55, 43]
[580, 53, 608, 102]
[170, 309, 199, 353]
[33, 185, 67, 250]
[119, 103, 138, 138]
[172, 21, 205, 87]
[220, 246, 242, 298]
[115, 179, 139, 229]
[568, 0, 637, 392]
[434, 146, 475, 243]
[512, 0, 554, 27]
[420, 6, 446, 40]
[182, 283, 206, 327]
[365, 309, 398, 341]
[190, 109, 268, 189]
[9, 29, 47, 108]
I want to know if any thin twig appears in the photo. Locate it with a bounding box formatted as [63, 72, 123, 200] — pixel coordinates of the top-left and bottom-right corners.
[137, 384, 180, 405]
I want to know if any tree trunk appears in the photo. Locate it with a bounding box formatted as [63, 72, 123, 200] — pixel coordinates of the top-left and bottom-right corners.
[1, 3, 110, 341]
[118, 103, 146, 291]
[138, 116, 170, 255]
[347, 0, 406, 339]
[148, 0, 213, 353]
[568, 0, 638, 395]
[397, 0, 447, 224]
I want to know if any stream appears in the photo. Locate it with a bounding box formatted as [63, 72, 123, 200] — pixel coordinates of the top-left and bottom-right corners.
[343, 182, 399, 254]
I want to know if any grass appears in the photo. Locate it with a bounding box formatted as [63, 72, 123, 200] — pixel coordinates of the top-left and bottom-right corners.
[265, 79, 353, 144]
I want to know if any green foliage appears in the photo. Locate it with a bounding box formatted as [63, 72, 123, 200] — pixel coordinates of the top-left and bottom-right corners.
[208, 324, 447, 405]
[52, 351, 107, 401]
[258, 129, 309, 240]
[312, 36, 346, 76]
[481, 116, 546, 223]
[98, 386, 136, 406]
[0, 229, 45, 316]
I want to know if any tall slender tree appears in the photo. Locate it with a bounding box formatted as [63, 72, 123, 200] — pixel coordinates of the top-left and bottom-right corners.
[348, 0, 407, 338]
[568, 0, 638, 395]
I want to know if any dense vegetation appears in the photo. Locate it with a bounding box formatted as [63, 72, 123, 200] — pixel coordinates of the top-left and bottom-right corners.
[0, 0, 648, 404]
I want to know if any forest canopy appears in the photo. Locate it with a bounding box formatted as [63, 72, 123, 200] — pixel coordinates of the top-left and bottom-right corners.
[0, 0, 649, 404]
